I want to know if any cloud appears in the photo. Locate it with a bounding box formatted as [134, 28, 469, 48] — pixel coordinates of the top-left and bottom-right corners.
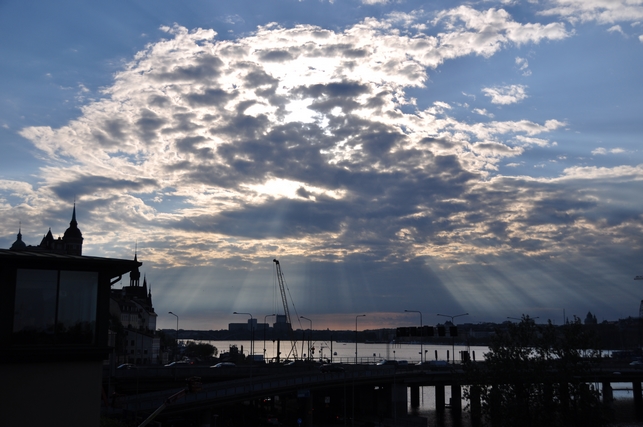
[540, 0, 643, 25]
[482, 84, 528, 104]
[5, 6, 639, 326]
[592, 147, 625, 155]
[608, 25, 626, 36]
[473, 108, 495, 118]
[515, 56, 532, 76]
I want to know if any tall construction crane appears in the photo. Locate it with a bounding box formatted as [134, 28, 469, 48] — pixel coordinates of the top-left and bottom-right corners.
[273, 259, 299, 360]
[636, 274, 643, 318]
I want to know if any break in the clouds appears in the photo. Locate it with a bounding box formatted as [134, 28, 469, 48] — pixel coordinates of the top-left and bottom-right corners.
[2, 0, 643, 329]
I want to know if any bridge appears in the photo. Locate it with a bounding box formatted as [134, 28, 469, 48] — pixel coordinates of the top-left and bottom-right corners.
[104, 362, 643, 426]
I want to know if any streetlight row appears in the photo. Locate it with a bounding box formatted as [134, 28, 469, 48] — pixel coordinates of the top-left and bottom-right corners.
[166, 310, 468, 364]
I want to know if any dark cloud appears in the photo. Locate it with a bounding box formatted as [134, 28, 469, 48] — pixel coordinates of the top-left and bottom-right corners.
[136, 109, 167, 143]
[51, 175, 158, 199]
[162, 113, 203, 134]
[298, 81, 371, 99]
[152, 54, 224, 82]
[185, 88, 236, 107]
[175, 135, 214, 158]
[257, 49, 295, 62]
[171, 198, 344, 238]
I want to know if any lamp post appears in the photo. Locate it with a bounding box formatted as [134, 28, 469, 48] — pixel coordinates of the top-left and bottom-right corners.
[300, 316, 312, 361]
[404, 310, 423, 363]
[233, 312, 254, 359]
[437, 313, 468, 363]
[168, 311, 179, 361]
[264, 313, 276, 361]
[355, 314, 366, 365]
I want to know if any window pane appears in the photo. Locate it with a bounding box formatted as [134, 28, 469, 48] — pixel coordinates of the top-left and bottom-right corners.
[57, 271, 98, 344]
[13, 269, 58, 344]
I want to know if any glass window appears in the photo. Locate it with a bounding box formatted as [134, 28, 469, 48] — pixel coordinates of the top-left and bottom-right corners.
[13, 269, 58, 344]
[57, 271, 98, 344]
[12, 269, 98, 345]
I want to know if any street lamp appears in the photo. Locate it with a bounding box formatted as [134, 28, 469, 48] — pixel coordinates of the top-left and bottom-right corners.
[168, 311, 179, 361]
[264, 314, 276, 361]
[300, 316, 312, 361]
[437, 313, 468, 363]
[233, 312, 254, 359]
[355, 314, 366, 365]
[404, 310, 423, 363]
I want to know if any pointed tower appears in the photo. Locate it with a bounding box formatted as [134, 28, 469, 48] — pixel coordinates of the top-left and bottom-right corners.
[10, 226, 27, 251]
[40, 228, 55, 250]
[63, 204, 84, 255]
[129, 253, 141, 287]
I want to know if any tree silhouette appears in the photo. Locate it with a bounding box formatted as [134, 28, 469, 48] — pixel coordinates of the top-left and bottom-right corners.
[465, 315, 606, 427]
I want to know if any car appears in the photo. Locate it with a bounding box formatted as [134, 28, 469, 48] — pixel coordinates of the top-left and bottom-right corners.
[319, 363, 344, 373]
[164, 361, 190, 367]
[116, 363, 136, 370]
[267, 416, 282, 425]
[211, 362, 236, 368]
[376, 359, 398, 366]
[630, 360, 643, 368]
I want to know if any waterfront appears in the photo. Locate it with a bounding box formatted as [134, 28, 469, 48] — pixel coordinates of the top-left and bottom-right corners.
[197, 340, 489, 365]
[192, 340, 641, 426]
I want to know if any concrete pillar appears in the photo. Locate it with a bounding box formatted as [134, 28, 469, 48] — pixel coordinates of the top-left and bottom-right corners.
[435, 384, 446, 413]
[602, 382, 613, 406]
[633, 381, 643, 420]
[410, 385, 420, 408]
[451, 384, 462, 413]
[305, 391, 313, 427]
[469, 385, 481, 427]
[200, 408, 211, 427]
[391, 383, 408, 419]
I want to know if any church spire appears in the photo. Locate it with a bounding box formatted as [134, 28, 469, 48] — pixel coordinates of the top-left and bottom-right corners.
[10, 224, 27, 251]
[62, 203, 83, 255]
[130, 251, 141, 286]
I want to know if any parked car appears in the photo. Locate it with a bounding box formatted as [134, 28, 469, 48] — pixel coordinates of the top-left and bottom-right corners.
[164, 361, 190, 367]
[211, 362, 236, 368]
[116, 363, 136, 370]
[319, 363, 344, 373]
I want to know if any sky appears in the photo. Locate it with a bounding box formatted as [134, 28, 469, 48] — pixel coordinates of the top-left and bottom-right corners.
[1, 0, 643, 331]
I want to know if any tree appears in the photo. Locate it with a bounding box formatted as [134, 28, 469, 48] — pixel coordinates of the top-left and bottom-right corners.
[465, 315, 606, 427]
[185, 341, 218, 359]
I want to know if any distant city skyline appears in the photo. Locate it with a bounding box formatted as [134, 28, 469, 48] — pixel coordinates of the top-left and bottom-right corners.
[1, 0, 643, 331]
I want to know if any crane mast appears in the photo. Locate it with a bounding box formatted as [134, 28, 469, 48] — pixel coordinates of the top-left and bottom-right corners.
[273, 259, 298, 359]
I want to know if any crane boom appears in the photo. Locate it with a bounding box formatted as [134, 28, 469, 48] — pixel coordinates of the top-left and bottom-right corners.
[273, 259, 298, 359]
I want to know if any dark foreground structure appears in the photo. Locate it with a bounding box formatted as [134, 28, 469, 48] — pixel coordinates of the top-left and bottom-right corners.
[0, 248, 141, 427]
[102, 359, 643, 427]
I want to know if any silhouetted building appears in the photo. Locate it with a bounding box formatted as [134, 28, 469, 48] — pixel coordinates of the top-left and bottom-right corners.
[10, 204, 84, 255]
[1, 206, 140, 427]
[110, 255, 160, 364]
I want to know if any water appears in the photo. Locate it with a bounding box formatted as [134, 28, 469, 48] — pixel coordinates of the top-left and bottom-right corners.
[197, 339, 488, 365]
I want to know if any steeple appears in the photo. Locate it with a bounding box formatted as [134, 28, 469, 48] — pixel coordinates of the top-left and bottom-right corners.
[62, 203, 83, 255]
[40, 228, 55, 250]
[10, 225, 27, 251]
[130, 251, 141, 286]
